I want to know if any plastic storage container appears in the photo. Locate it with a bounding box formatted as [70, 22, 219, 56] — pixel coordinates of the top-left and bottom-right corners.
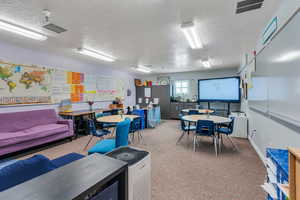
[266, 148, 288, 200]
[132, 109, 146, 129]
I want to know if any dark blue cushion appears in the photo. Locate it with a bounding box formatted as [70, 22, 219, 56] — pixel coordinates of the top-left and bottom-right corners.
[51, 153, 85, 168]
[0, 155, 56, 192]
[88, 139, 116, 154]
[0, 160, 18, 170]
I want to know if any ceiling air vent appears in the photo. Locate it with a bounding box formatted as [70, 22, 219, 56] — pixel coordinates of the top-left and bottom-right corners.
[41, 9, 67, 34]
[43, 23, 67, 34]
[236, 0, 264, 14]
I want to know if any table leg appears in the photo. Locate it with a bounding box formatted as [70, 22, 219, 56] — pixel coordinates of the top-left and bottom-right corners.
[214, 135, 218, 157]
[72, 116, 78, 139]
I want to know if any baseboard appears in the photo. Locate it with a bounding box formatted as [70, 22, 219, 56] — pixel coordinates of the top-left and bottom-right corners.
[248, 137, 266, 165]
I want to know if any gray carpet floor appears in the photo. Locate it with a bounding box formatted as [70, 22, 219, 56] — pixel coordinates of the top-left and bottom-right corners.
[20, 120, 266, 200]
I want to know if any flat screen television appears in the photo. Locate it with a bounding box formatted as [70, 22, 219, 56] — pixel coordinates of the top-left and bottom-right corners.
[198, 77, 241, 103]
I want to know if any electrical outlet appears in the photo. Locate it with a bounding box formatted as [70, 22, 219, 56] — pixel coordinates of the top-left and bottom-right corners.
[250, 129, 257, 138]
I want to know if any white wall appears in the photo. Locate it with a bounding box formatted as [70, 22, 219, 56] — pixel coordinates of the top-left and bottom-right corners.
[239, 0, 300, 73]
[248, 110, 300, 161]
[139, 68, 240, 114]
[0, 40, 136, 113]
[255, 0, 300, 54]
[140, 68, 238, 100]
[240, 0, 300, 161]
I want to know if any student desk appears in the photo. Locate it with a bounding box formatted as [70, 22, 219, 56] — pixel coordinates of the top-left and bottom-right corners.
[59, 109, 119, 138]
[181, 114, 231, 135]
[182, 114, 231, 123]
[181, 109, 214, 114]
[97, 115, 139, 123]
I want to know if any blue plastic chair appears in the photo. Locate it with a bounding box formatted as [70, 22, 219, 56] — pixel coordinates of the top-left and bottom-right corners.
[216, 117, 238, 151]
[194, 120, 218, 156]
[129, 117, 143, 143]
[88, 118, 131, 154]
[188, 109, 200, 115]
[132, 109, 145, 129]
[95, 112, 116, 129]
[127, 106, 132, 115]
[176, 117, 196, 145]
[110, 109, 119, 115]
[84, 119, 111, 150]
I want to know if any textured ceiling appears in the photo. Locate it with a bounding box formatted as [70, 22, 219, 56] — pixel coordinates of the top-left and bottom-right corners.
[0, 0, 279, 74]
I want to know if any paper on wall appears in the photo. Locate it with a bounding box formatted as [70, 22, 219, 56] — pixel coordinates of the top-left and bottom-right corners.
[145, 88, 151, 97]
[138, 98, 142, 104]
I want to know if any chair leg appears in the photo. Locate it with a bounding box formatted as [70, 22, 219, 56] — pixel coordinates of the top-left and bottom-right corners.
[218, 134, 223, 153]
[227, 135, 239, 151]
[195, 135, 200, 147]
[130, 132, 136, 144]
[176, 131, 185, 145]
[84, 135, 94, 150]
[129, 133, 133, 144]
[186, 131, 190, 147]
[214, 136, 218, 157]
[138, 130, 143, 142]
[193, 135, 197, 152]
[111, 127, 116, 137]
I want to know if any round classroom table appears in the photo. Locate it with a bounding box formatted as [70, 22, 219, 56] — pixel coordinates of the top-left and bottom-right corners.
[178, 115, 232, 144]
[181, 109, 214, 114]
[182, 114, 231, 124]
[97, 114, 139, 123]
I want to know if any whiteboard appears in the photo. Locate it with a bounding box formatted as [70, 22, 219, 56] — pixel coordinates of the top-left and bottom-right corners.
[251, 11, 300, 126]
[248, 59, 269, 113]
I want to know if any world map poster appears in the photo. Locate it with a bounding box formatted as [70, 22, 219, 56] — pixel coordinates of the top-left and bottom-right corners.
[0, 62, 52, 105]
[0, 60, 127, 105]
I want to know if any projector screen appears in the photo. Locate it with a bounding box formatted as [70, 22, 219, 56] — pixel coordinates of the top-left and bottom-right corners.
[198, 77, 240, 102]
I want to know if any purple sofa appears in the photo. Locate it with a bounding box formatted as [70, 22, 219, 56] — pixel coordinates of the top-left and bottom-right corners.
[0, 109, 74, 156]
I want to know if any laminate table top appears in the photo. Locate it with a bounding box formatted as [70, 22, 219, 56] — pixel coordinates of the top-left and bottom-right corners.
[181, 109, 214, 114]
[182, 115, 231, 124]
[97, 114, 139, 123]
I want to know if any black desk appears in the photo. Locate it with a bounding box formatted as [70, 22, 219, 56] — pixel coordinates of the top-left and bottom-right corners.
[59, 109, 122, 138]
[0, 154, 128, 200]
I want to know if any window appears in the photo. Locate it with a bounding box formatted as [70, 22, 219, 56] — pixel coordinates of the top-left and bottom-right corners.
[174, 80, 189, 96]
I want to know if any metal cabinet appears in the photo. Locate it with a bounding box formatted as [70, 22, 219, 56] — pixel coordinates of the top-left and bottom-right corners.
[136, 85, 171, 119]
[170, 103, 181, 119]
[152, 85, 170, 119]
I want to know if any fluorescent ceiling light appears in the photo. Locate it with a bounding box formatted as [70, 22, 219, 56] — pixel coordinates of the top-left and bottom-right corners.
[77, 48, 116, 62]
[202, 60, 211, 68]
[180, 21, 203, 49]
[0, 20, 47, 41]
[274, 51, 300, 62]
[133, 65, 152, 73]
